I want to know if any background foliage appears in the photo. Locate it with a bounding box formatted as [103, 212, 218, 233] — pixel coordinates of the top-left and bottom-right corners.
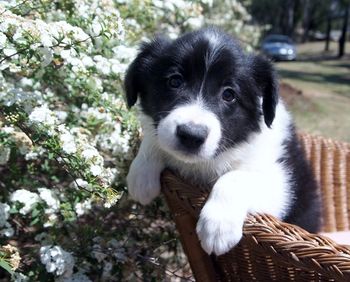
[0, 0, 261, 281]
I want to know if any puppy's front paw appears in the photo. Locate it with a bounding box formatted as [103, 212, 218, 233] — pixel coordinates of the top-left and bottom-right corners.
[127, 156, 163, 205]
[196, 201, 245, 256]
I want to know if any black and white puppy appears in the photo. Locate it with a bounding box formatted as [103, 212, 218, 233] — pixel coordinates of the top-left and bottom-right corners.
[124, 28, 321, 256]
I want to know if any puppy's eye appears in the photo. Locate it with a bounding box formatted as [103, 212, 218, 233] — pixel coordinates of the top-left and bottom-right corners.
[168, 74, 183, 88]
[222, 88, 236, 102]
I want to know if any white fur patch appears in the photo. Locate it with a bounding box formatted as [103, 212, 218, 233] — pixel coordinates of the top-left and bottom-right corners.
[204, 31, 220, 69]
[157, 102, 221, 163]
[127, 134, 164, 205]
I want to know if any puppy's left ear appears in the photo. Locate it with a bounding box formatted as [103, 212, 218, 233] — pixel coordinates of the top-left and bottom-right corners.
[250, 55, 279, 127]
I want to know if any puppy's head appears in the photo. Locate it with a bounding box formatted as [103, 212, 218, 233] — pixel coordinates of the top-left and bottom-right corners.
[125, 28, 278, 163]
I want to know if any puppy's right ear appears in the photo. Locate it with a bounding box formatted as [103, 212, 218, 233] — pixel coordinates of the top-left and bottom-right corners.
[124, 36, 171, 108]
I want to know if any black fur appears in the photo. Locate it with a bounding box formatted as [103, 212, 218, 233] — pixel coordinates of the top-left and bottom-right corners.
[125, 28, 321, 232]
[280, 127, 321, 232]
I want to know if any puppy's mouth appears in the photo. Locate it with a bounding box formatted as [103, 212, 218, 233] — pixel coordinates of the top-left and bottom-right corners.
[162, 143, 214, 163]
[155, 103, 222, 163]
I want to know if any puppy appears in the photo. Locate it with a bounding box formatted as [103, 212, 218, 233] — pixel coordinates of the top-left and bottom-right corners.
[124, 28, 321, 256]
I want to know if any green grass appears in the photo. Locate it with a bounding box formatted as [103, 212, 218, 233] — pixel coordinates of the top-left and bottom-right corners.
[277, 60, 350, 98]
[275, 41, 350, 142]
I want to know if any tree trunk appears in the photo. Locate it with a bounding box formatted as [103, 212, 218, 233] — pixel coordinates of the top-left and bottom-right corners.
[287, 0, 295, 36]
[325, 15, 332, 51]
[302, 0, 311, 42]
[338, 2, 350, 58]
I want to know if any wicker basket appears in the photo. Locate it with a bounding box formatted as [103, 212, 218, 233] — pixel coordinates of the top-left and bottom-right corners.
[161, 133, 350, 281]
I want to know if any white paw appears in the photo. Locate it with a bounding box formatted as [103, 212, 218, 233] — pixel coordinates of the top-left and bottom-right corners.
[127, 155, 163, 205]
[196, 200, 245, 255]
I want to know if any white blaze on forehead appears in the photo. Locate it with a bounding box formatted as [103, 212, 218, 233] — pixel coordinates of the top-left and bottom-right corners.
[204, 30, 220, 48]
[204, 31, 220, 70]
[157, 102, 222, 161]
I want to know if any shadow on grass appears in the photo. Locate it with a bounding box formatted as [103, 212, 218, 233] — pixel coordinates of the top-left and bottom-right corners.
[296, 54, 338, 62]
[293, 52, 350, 63]
[318, 61, 350, 69]
[277, 68, 350, 91]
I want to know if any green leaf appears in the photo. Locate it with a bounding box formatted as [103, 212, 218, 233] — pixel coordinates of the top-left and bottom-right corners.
[0, 258, 13, 274]
[30, 217, 40, 226]
[31, 207, 41, 218]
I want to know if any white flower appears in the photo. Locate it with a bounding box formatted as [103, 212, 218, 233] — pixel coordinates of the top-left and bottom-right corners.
[40, 245, 75, 277]
[38, 47, 53, 67]
[40, 32, 53, 47]
[70, 178, 89, 190]
[1, 126, 15, 134]
[0, 32, 7, 48]
[0, 203, 10, 228]
[90, 165, 102, 176]
[185, 17, 204, 29]
[28, 105, 57, 128]
[75, 200, 92, 216]
[25, 146, 45, 161]
[59, 130, 77, 154]
[55, 110, 68, 122]
[111, 62, 127, 75]
[112, 45, 137, 61]
[0, 62, 9, 70]
[86, 77, 103, 92]
[43, 213, 58, 228]
[100, 168, 118, 186]
[81, 146, 100, 160]
[3, 47, 17, 57]
[25, 151, 39, 160]
[38, 188, 60, 214]
[19, 77, 33, 87]
[91, 20, 102, 36]
[94, 56, 111, 75]
[201, 0, 213, 6]
[60, 49, 77, 61]
[10, 189, 40, 215]
[81, 106, 113, 123]
[0, 145, 11, 165]
[13, 29, 26, 44]
[0, 223, 14, 237]
[81, 56, 94, 67]
[95, 123, 130, 156]
[10, 272, 29, 282]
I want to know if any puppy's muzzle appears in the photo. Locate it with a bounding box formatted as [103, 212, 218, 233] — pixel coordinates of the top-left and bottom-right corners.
[176, 123, 209, 151]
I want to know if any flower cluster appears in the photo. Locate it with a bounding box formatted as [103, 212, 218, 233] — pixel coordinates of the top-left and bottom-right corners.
[40, 245, 75, 277]
[203, 0, 263, 51]
[0, 0, 261, 280]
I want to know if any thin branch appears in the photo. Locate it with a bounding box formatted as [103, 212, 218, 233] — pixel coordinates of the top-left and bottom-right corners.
[14, 122, 100, 197]
[0, 33, 100, 64]
[137, 254, 194, 281]
[0, 0, 31, 15]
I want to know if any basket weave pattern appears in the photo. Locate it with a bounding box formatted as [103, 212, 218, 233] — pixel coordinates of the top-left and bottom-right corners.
[161, 133, 350, 281]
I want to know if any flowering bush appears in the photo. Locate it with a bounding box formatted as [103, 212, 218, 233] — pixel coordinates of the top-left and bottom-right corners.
[0, 0, 261, 280]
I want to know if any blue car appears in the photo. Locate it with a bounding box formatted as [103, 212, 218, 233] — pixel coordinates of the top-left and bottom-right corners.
[261, 34, 297, 61]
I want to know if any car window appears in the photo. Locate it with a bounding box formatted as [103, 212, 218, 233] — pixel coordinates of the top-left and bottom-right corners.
[264, 36, 292, 44]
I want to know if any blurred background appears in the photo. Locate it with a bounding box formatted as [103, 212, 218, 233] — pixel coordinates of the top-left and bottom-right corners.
[252, 0, 350, 143]
[0, 0, 349, 281]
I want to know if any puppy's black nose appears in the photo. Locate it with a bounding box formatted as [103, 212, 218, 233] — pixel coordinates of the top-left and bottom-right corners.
[176, 123, 208, 150]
